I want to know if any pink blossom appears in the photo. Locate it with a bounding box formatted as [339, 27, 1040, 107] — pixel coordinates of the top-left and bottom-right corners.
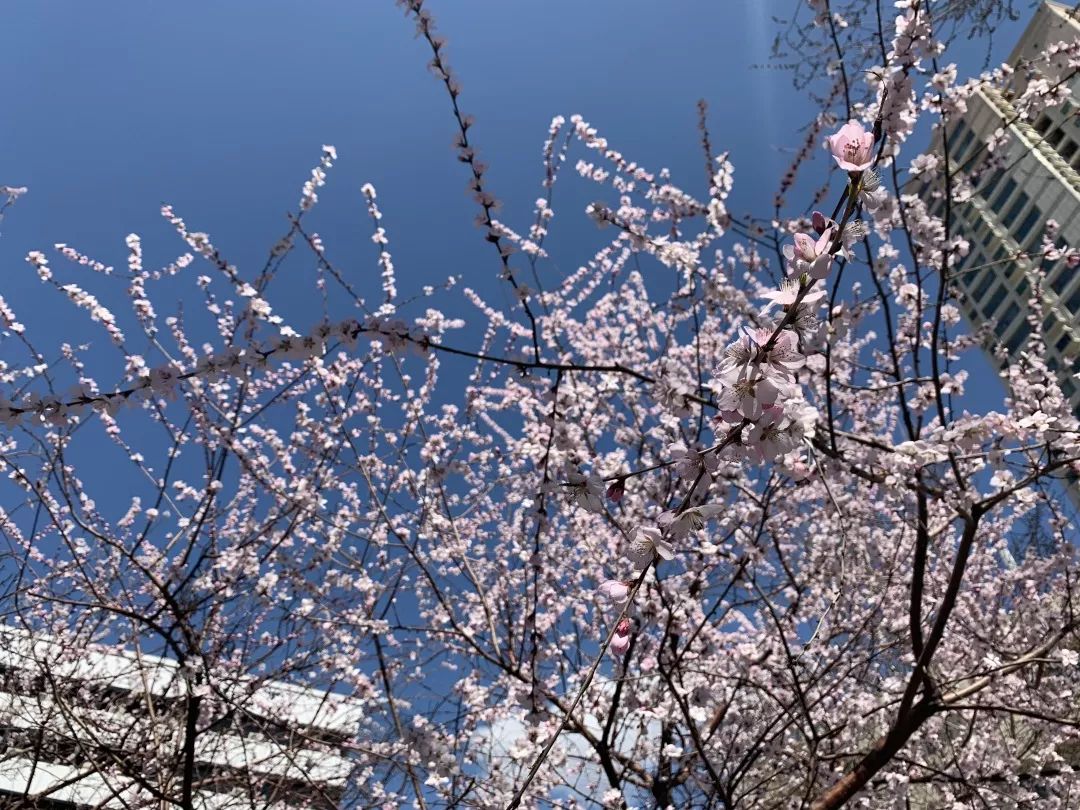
[756, 328, 807, 379]
[716, 367, 783, 423]
[667, 442, 720, 480]
[825, 120, 875, 172]
[746, 408, 799, 463]
[858, 169, 888, 212]
[657, 504, 725, 539]
[759, 278, 826, 315]
[719, 328, 805, 383]
[565, 466, 605, 513]
[626, 526, 674, 566]
[783, 229, 834, 279]
[597, 580, 630, 604]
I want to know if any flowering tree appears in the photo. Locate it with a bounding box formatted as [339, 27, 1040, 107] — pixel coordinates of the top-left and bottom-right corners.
[1, 1, 1079, 808]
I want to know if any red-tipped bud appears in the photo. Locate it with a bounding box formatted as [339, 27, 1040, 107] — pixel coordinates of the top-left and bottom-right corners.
[606, 479, 625, 503]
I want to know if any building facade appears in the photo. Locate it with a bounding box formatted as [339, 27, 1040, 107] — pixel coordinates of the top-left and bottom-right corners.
[0, 626, 361, 809]
[919, 1, 1080, 504]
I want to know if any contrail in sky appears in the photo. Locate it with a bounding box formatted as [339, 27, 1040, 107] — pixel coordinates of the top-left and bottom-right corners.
[745, 0, 782, 173]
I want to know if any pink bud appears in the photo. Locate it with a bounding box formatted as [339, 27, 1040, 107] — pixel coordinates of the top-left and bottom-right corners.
[606, 479, 625, 502]
[609, 618, 632, 656]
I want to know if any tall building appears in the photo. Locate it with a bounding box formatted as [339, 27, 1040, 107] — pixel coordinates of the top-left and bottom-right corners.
[918, 1, 1080, 505]
[922, 1, 1079, 404]
[0, 625, 361, 809]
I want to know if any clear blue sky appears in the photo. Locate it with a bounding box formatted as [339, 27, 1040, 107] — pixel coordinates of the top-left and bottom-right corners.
[3, 2, 806, 325]
[3, 0, 1029, 324]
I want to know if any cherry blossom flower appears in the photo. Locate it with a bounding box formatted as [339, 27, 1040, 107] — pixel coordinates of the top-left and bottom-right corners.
[746, 408, 799, 463]
[716, 369, 782, 423]
[759, 278, 826, 315]
[657, 503, 725, 539]
[667, 442, 720, 480]
[148, 365, 182, 398]
[840, 219, 868, 258]
[719, 328, 805, 385]
[626, 526, 674, 566]
[825, 120, 875, 172]
[1017, 411, 1055, 433]
[656, 367, 695, 417]
[597, 580, 630, 604]
[783, 228, 834, 279]
[758, 328, 806, 379]
[565, 466, 605, 513]
[858, 169, 888, 212]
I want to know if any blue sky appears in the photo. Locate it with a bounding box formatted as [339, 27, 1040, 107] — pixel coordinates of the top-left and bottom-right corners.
[3, 2, 799, 315]
[3, 1, 1029, 326]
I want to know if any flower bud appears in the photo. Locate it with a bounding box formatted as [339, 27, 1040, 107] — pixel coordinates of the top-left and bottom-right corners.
[606, 479, 625, 503]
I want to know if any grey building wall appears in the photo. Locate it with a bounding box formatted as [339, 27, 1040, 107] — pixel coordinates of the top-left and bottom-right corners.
[917, 1, 1080, 506]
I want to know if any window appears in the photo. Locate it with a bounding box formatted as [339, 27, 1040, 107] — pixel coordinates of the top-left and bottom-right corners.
[1049, 262, 1071, 295]
[963, 261, 980, 289]
[1002, 300, 1020, 326]
[1004, 191, 1031, 226]
[955, 128, 976, 161]
[1014, 205, 1042, 247]
[1016, 277, 1029, 300]
[1068, 285, 1080, 312]
[974, 273, 995, 301]
[979, 168, 1005, 199]
[1043, 313, 1057, 334]
[1049, 128, 1066, 147]
[990, 178, 1017, 215]
[1005, 322, 1030, 353]
[983, 286, 1007, 317]
[1062, 139, 1078, 161]
[1056, 332, 1073, 353]
[1035, 115, 1052, 134]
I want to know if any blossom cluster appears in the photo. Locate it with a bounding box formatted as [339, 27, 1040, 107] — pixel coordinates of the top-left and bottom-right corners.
[591, 119, 884, 655]
[6, 8, 1080, 802]
[0, 315, 427, 428]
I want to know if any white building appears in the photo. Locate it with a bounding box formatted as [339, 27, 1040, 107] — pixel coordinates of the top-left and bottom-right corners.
[918, 0, 1080, 504]
[924, 1, 1080, 409]
[0, 625, 362, 809]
